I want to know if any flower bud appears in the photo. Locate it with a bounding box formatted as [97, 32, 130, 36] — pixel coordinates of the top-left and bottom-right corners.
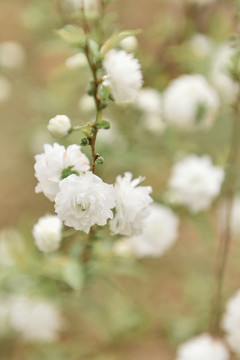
[48, 115, 71, 138]
[32, 215, 63, 253]
[120, 36, 138, 52]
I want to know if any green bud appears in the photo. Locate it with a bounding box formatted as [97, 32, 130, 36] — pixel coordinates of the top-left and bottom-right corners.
[95, 156, 104, 165]
[87, 81, 95, 96]
[96, 120, 110, 130]
[61, 166, 80, 180]
[80, 138, 88, 146]
[99, 100, 108, 109]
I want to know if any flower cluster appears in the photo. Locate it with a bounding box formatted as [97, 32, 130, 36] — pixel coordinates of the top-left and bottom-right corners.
[168, 154, 224, 213]
[176, 333, 229, 360]
[163, 74, 219, 131]
[222, 290, 240, 355]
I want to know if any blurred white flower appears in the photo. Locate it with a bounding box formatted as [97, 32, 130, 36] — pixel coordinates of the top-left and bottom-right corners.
[120, 36, 138, 52]
[63, 0, 98, 12]
[78, 94, 95, 113]
[136, 87, 165, 133]
[188, 34, 213, 58]
[168, 155, 224, 213]
[0, 75, 11, 103]
[113, 238, 133, 257]
[65, 52, 87, 69]
[34, 143, 90, 201]
[222, 290, 240, 355]
[9, 296, 63, 342]
[211, 44, 239, 104]
[176, 333, 229, 360]
[0, 41, 25, 69]
[47, 114, 71, 138]
[126, 203, 179, 258]
[0, 229, 25, 266]
[103, 49, 143, 102]
[110, 172, 153, 236]
[55, 173, 116, 233]
[163, 74, 219, 130]
[33, 215, 63, 253]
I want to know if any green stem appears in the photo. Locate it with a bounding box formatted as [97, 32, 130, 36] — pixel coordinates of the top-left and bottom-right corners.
[210, 97, 240, 336]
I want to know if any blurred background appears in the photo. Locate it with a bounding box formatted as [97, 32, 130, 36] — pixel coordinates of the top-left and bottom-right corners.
[1, 0, 240, 359]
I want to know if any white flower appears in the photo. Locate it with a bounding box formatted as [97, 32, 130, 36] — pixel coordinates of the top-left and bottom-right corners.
[55, 173, 116, 233]
[103, 49, 143, 103]
[176, 333, 229, 360]
[65, 52, 87, 69]
[222, 290, 240, 354]
[78, 94, 95, 113]
[0, 75, 11, 103]
[33, 215, 63, 253]
[48, 115, 71, 138]
[126, 203, 179, 258]
[136, 87, 165, 133]
[168, 155, 224, 213]
[211, 44, 239, 104]
[0, 41, 25, 69]
[63, 0, 98, 12]
[120, 36, 138, 52]
[9, 296, 63, 342]
[34, 143, 90, 201]
[163, 74, 219, 130]
[188, 34, 213, 58]
[110, 172, 153, 236]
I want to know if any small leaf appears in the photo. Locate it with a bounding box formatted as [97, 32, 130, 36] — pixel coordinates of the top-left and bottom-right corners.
[100, 29, 142, 56]
[58, 25, 86, 47]
[96, 120, 110, 129]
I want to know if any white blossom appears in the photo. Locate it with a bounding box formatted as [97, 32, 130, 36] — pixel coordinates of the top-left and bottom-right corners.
[126, 203, 179, 258]
[0, 75, 11, 103]
[48, 115, 71, 138]
[120, 36, 138, 52]
[211, 44, 239, 104]
[136, 87, 165, 133]
[103, 49, 143, 103]
[176, 333, 229, 360]
[78, 94, 95, 113]
[65, 52, 87, 69]
[168, 155, 224, 213]
[63, 0, 98, 12]
[222, 290, 240, 355]
[55, 173, 116, 233]
[188, 34, 213, 58]
[163, 74, 219, 130]
[9, 296, 63, 342]
[34, 143, 90, 201]
[0, 41, 25, 69]
[32, 215, 63, 253]
[110, 172, 153, 236]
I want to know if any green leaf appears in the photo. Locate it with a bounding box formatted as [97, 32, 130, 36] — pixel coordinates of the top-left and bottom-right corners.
[96, 120, 110, 129]
[58, 25, 86, 47]
[100, 29, 142, 56]
[62, 260, 84, 291]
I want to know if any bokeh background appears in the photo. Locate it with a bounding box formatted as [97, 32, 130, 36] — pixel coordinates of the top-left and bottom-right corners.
[1, 0, 240, 359]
